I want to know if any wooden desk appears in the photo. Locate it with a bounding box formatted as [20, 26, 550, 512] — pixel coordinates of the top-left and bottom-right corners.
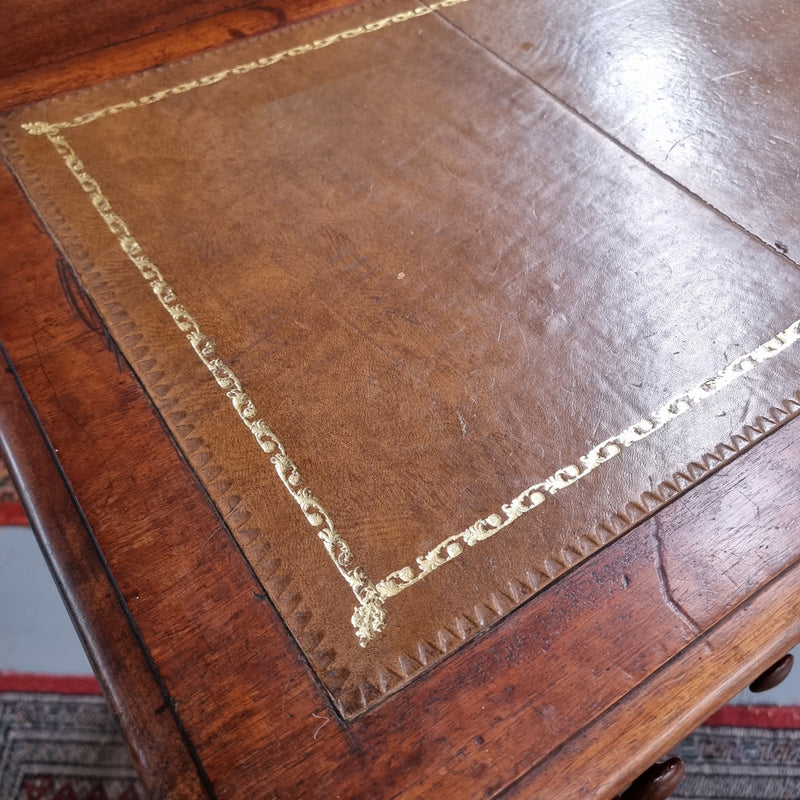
[1, 1, 798, 797]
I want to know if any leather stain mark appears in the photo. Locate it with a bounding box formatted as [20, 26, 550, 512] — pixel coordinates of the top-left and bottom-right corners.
[55, 256, 124, 371]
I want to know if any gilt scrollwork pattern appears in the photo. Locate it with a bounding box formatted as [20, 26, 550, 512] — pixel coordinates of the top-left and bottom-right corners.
[20, 2, 800, 647]
[373, 320, 800, 603]
[38, 129, 386, 644]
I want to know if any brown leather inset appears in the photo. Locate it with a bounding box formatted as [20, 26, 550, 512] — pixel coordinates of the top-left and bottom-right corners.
[442, 0, 800, 255]
[2, 0, 798, 716]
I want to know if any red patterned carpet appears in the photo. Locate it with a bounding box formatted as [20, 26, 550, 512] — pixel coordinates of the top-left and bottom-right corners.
[0, 688, 146, 800]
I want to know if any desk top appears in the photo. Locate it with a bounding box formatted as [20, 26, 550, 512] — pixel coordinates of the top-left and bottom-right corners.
[1, 1, 799, 798]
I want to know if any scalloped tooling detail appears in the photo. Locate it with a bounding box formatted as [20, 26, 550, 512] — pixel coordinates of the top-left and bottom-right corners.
[29, 125, 800, 650]
[16, 0, 800, 664]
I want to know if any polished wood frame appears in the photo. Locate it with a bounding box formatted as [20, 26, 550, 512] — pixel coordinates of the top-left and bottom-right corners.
[2, 3, 798, 797]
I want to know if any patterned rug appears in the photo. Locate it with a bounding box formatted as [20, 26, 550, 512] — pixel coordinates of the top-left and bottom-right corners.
[0, 691, 144, 800]
[0, 688, 798, 799]
[672, 720, 800, 799]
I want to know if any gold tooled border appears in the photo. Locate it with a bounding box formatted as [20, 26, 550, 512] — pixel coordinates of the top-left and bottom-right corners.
[20, 0, 800, 650]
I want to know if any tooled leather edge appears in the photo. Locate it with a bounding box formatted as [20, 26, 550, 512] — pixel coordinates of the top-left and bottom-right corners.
[96, 301, 351, 694]
[336, 392, 800, 715]
[0, 129, 353, 702]
[3, 120, 800, 718]
[2, 4, 800, 717]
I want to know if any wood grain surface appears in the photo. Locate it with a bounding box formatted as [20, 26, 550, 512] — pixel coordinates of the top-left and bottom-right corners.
[0, 350, 209, 800]
[0, 0, 357, 108]
[2, 1, 799, 798]
[0, 0, 358, 78]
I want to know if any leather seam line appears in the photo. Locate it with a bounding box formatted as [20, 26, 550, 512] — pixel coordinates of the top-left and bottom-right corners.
[430, 6, 800, 271]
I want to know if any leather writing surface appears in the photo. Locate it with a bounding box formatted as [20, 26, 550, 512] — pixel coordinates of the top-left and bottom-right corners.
[2, 0, 798, 716]
[442, 0, 800, 255]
